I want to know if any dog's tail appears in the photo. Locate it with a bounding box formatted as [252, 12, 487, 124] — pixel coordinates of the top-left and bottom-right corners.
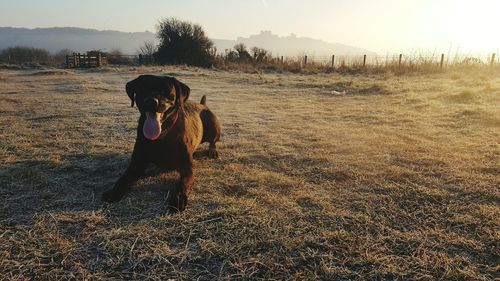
[200, 95, 207, 106]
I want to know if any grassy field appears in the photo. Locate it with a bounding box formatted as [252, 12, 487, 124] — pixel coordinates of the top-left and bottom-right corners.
[0, 65, 499, 280]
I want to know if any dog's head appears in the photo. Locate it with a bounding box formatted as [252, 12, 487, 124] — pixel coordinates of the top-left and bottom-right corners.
[125, 75, 190, 140]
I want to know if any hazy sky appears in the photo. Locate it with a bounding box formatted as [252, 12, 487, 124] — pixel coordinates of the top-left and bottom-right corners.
[0, 0, 498, 54]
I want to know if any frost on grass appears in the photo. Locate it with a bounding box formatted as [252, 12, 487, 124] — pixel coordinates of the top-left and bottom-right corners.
[0, 66, 499, 280]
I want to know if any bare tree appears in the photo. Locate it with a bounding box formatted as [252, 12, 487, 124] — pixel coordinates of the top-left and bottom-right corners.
[138, 41, 157, 56]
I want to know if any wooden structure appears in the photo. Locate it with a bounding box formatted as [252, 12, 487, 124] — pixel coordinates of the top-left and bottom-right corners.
[138, 54, 155, 65]
[66, 51, 107, 68]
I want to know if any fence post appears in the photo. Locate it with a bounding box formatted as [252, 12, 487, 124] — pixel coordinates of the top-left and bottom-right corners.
[398, 54, 402, 66]
[281, 56, 283, 64]
[440, 54, 445, 69]
[491, 53, 496, 66]
[363, 54, 366, 67]
[97, 53, 102, 67]
[304, 55, 307, 66]
[331, 55, 335, 68]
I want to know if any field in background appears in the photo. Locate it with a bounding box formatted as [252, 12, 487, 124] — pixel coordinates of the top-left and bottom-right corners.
[0, 66, 499, 280]
[2, 46, 498, 74]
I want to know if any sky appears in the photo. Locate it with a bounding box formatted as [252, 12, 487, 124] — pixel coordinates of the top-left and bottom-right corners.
[0, 0, 498, 55]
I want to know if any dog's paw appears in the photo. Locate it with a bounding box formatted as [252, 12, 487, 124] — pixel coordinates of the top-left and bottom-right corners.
[208, 148, 219, 159]
[101, 189, 124, 203]
[166, 192, 188, 213]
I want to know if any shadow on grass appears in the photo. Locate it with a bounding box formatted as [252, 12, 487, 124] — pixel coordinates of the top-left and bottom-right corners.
[0, 150, 215, 226]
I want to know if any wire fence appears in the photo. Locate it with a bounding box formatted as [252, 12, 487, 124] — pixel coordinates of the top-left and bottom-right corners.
[264, 53, 498, 68]
[61, 52, 498, 69]
[308, 54, 475, 64]
[212, 49, 499, 71]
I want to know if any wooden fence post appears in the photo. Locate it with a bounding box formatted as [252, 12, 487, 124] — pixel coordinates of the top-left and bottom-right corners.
[440, 54, 445, 68]
[304, 55, 308, 66]
[398, 54, 402, 66]
[363, 54, 366, 67]
[97, 53, 102, 67]
[491, 53, 496, 66]
[281, 56, 283, 64]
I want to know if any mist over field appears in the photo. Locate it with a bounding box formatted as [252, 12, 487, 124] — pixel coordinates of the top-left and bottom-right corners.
[0, 27, 374, 56]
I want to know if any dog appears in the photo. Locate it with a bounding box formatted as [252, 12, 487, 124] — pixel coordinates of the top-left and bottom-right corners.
[102, 74, 220, 212]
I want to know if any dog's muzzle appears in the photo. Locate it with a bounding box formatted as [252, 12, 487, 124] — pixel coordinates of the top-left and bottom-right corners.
[143, 97, 159, 112]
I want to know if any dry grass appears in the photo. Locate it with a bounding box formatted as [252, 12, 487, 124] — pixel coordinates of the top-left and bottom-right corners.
[214, 55, 500, 76]
[0, 65, 499, 280]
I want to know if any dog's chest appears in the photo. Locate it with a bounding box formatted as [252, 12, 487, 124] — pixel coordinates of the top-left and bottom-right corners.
[145, 139, 185, 168]
[144, 122, 202, 166]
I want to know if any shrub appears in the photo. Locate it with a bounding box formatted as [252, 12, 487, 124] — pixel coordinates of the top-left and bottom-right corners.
[234, 43, 252, 62]
[251, 47, 271, 63]
[53, 49, 74, 65]
[0, 46, 52, 64]
[106, 48, 130, 64]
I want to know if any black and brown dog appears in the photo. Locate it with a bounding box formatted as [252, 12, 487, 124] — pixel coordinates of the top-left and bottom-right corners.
[102, 75, 220, 212]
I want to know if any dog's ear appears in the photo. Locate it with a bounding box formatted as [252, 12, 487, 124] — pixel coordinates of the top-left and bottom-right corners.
[125, 78, 138, 107]
[171, 78, 190, 106]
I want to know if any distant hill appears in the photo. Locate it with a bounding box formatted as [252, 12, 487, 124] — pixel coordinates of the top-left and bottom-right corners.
[0, 27, 374, 56]
[213, 31, 375, 57]
[0, 27, 157, 54]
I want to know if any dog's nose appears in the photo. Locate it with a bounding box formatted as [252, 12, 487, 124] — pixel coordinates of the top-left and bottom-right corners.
[144, 97, 159, 110]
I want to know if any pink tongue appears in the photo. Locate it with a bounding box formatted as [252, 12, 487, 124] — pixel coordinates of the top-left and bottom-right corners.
[143, 112, 162, 140]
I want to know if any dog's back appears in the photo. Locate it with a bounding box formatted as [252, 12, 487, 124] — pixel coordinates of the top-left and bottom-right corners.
[183, 96, 220, 155]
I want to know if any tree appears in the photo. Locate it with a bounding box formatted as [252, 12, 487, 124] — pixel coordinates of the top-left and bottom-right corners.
[234, 43, 252, 62]
[155, 18, 214, 67]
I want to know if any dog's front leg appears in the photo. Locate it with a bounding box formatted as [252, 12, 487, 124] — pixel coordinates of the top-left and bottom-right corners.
[102, 143, 148, 203]
[167, 156, 194, 213]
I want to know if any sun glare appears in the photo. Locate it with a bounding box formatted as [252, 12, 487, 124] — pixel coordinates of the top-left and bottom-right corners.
[419, 0, 500, 54]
